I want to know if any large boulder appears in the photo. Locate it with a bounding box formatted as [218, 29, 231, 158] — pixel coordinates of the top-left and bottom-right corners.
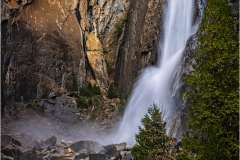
[1, 135, 12, 148]
[70, 140, 104, 154]
[114, 142, 126, 152]
[1, 146, 23, 160]
[44, 135, 57, 148]
[98, 144, 117, 157]
[120, 151, 133, 160]
[38, 95, 79, 123]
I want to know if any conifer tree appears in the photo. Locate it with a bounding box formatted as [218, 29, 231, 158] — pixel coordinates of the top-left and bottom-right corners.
[71, 75, 78, 93]
[181, 0, 239, 159]
[107, 83, 117, 99]
[131, 104, 175, 160]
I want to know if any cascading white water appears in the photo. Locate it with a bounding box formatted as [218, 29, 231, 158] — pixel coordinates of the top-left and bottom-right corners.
[111, 0, 197, 146]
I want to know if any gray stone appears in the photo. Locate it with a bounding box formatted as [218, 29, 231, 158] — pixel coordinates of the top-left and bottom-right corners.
[75, 149, 90, 160]
[50, 153, 75, 160]
[13, 138, 22, 146]
[89, 154, 111, 160]
[40, 95, 79, 122]
[1, 135, 12, 148]
[98, 144, 117, 157]
[120, 151, 133, 160]
[44, 135, 57, 148]
[19, 133, 36, 148]
[70, 140, 104, 153]
[114, 142, 126, 151]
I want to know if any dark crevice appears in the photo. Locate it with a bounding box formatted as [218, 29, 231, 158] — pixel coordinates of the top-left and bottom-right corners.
[75, 1, 81, 25]
[88, 6, 94, 32]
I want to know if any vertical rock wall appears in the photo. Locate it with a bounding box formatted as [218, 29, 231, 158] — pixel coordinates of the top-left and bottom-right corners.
[115, 0, 165, 98]
[2, 0, 86, 103]
[1, 0, 165, 106]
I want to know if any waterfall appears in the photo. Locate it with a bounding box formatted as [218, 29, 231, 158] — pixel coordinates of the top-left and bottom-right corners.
[111, 0, 197, 146]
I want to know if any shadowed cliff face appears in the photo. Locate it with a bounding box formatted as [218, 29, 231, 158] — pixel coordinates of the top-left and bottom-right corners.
[1, 0, 163, 105]
[115, 0, 165, 98]
[2, 0, 85, 103]
[1, 0, 164, 108]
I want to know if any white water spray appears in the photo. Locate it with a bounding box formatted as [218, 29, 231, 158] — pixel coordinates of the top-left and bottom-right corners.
[110, 0, 197, 146]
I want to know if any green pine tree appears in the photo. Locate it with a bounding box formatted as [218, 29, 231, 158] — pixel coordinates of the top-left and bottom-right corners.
[71, 75, 78, 93]
[131, 104, 175, 160]
[181, 0, 239, 159]
[107, 83, 117, 99]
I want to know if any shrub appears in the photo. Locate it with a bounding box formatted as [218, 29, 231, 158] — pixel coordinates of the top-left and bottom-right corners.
[93, 84, 101, 95]
[80, 82, 101, 97]
[88, 98, 93, 105]
[87, 82, 93, 92]
[114, 18, 127, 38]
[71, 75, 78, 92]
[93, 98, 100, 106]
[80, 87, 92, 97]
[107, 83, 117, 99]
[76, 97, 89, 108]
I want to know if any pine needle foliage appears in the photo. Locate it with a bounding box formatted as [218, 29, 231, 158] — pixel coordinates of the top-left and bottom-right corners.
[181, 0, 239, 159]
[131, 104, 175, 160]
[107, 83, 117, 99]
[71, 75, 78, 92]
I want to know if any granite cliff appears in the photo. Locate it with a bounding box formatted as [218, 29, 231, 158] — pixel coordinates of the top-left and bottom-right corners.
[1, 0, 164, 109]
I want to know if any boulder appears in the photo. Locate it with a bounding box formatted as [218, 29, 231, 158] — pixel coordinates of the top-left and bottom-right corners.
[114, 142, 126, 151]
[89, 154, 111, 160]
[39, 95, 79, 123]
[1, 146, 23, 160]
[44, 135, 57, 148]
[1, 135, 12, 148]
[50, 153, 75, 160]
[120, 151, 133, 160]
[13, 139, 22, 146]
[25, 153, 43, 160]
[70, 140, 104, 153]
[99, 144, 117, 157]
[61, 140, 73, 147]
[19, 133, 36, 148]
[19, 147, 36, 157]
[75, 149, 90, 159]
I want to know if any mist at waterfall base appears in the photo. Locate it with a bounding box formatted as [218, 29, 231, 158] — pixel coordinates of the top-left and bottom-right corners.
[106, 0, 198, 147]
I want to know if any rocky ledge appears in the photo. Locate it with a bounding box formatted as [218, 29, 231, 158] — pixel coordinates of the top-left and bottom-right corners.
[1, 134, 132, 160]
